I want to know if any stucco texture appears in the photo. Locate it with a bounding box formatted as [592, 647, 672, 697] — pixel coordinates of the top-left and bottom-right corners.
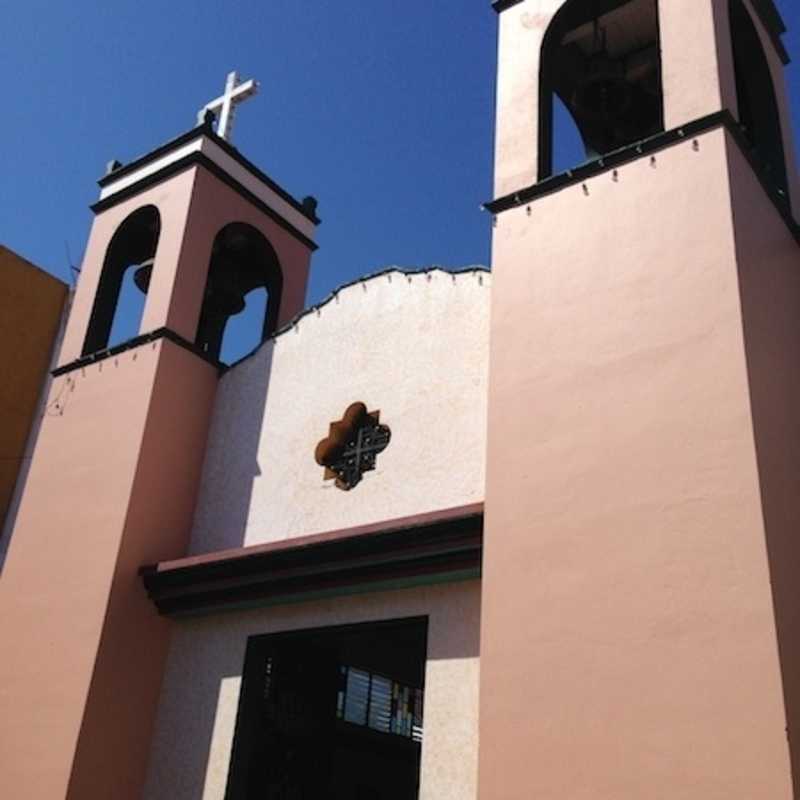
[142, 580, 481, 800]
[190, 268, 490, 554]
[481, 125, 796, 798]
[0, 338, 219, 800]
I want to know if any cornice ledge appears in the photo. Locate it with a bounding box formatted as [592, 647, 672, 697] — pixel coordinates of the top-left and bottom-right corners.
[492, 0, 526, 13]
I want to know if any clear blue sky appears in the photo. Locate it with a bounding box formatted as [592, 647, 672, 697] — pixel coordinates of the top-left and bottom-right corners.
[1, 1, 798, 359]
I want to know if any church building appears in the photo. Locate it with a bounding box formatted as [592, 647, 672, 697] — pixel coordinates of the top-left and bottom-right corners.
[1, 1, 799, 798]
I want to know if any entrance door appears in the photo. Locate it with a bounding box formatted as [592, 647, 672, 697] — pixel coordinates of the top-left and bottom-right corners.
[225, 617, 428, 800]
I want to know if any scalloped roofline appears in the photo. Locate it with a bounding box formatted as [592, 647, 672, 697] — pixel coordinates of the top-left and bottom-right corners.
[225, 266, 491, 372]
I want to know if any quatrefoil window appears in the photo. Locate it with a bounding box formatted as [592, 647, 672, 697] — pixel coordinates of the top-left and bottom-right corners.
[314, 402, 391, 490]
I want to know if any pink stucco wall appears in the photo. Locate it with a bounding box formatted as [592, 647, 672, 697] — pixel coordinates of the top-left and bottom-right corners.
[59, 169, 197, 364]
[0, 340, 217, 799]
[727, 132, 800, 790]
[492, 0, 798, 222]
[60, 163, 312, 366]
[0, 150, 315, 797]
[480, 125, 797, 798]
[492, 0, 732, 197]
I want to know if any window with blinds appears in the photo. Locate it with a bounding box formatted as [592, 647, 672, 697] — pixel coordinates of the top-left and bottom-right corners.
[336, 665, 424, 742]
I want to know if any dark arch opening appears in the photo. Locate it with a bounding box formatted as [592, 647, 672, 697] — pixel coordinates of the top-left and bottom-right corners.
[552, 95, 588, 175]
[196, 222, 283, 364]
[729, 0, 789, 200]
[539, 0, 664, 180]
[82, 205, 160, 356]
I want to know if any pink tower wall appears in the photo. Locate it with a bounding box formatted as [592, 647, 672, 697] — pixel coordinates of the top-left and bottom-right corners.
[60, 166, 312, 365]
[492, 0, 800, 222]
[142, 167, 312, 342]
[59, 169, 197, 365]
[0, 158, 313, 798]
[480, 125, 798, 798]
[492, 0, 733, 197]
[727, 135, 800, 789]
[481, 1, 800, 792]
[0, 341, 218, 800]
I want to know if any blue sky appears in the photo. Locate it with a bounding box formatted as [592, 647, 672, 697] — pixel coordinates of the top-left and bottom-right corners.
[1, 1, 798, 361]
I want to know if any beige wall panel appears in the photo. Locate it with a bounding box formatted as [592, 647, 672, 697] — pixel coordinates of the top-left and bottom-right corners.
[190, 269, 490, 555]
[143, 580, 481, 800]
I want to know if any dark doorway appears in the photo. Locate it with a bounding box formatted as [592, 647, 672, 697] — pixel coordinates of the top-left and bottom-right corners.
[225, 617, 428, 800]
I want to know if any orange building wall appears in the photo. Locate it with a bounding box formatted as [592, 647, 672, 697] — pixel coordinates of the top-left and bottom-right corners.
[0, 245, 67, 533]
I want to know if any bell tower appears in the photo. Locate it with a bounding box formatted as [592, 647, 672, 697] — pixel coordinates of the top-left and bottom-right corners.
[482, 1, 800, 798]
[0, 85, 318, 799]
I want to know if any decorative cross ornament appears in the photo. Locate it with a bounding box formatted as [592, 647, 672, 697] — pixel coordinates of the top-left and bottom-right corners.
[197, 71, 259, 142]
[315, 403, 391, 491]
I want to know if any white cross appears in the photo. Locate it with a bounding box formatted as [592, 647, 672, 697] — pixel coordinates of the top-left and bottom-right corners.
[197, 71, 259, 142]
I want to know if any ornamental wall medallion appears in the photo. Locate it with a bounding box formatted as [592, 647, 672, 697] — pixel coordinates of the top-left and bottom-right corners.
[314, 402, 391, 490]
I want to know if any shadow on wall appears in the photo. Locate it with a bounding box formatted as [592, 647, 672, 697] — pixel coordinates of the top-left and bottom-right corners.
[732, 160, 800, 796]
[190, 340, 275, 554]
[142, 585, 480, 800]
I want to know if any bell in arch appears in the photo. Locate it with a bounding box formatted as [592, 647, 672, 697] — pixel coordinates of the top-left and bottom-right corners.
[196, 256, 249, 360]
[572, 52, 632, 127]
[203, 259, 247, 319]
[551, 0, 664, 162]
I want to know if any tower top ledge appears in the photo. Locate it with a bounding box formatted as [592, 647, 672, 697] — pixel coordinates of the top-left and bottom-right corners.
[94, 120, 320, 245]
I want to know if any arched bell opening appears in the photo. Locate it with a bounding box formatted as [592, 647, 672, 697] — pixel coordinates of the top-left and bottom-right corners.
[196, 222, 283, 365]
[729, 0, 789, 202]
[539, 0, 664, 180]
[82, 205, 160, 356]
[552, 95, 588, 175]
[219, 287, 269, 364]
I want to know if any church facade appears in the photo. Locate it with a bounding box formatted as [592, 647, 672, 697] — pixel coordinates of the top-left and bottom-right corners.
[1, 1, 800, 798]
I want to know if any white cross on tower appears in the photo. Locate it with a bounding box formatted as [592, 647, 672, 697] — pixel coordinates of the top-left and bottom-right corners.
[197, 71, 259, 142]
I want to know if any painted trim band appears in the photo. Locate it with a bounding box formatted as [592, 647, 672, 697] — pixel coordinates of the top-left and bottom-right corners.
[140, 504, 484, 616]
[52, 327, 223, 377]
[485, 110, 799, 245]
[92, 151, 319, 252]
[98, 123, 320, 223]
